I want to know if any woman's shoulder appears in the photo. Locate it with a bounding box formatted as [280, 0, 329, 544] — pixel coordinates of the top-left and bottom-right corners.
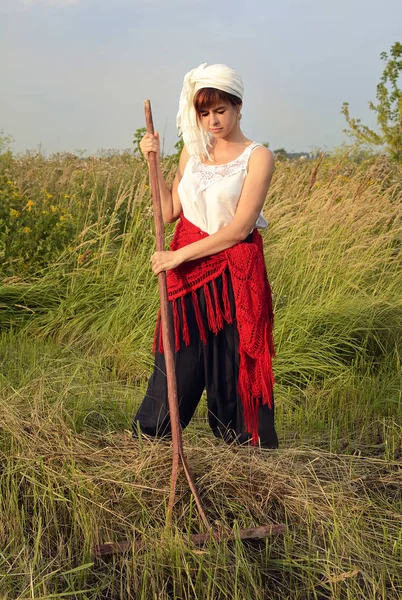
[177, 144, 191, 175]
[180, 144, 191, 162]
[247, 143, 275, 178]
[249, 143, 274, 164]
[249, 142, 273, 157]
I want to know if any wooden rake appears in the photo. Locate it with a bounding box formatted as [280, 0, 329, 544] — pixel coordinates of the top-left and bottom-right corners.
[93, 101, 285, 557]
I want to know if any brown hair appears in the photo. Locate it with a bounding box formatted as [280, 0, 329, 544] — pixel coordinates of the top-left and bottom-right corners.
[194, 87, 242, 115]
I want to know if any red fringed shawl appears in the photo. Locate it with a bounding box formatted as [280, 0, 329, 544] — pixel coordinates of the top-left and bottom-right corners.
[153, 213, 276, 446]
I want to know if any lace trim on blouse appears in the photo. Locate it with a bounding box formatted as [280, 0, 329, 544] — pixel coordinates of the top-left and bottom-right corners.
[190, 142, 260, 191]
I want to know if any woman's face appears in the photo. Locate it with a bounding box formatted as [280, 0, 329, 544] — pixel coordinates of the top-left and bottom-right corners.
[198, 101, 240, 139]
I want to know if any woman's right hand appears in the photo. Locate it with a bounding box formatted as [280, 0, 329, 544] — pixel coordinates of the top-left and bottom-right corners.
[139, 131, 160, 162]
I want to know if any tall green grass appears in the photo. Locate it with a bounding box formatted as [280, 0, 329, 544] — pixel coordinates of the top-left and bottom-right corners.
[0, 149, 401, 598]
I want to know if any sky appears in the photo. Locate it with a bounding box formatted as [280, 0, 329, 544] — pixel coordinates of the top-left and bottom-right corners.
[1, 0, 401, 155]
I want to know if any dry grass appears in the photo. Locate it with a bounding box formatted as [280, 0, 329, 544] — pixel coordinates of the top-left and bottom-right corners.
[1, 394, 401, 598]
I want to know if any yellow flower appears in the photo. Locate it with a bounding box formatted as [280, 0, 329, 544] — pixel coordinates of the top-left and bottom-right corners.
[23, 227, 31, 233]
[10, 208, 20, 217]
[50, 205, 57, 213]
[26, 199, 34, 212]
[46, 192, 53, 199]
[64, 194, 71, 199]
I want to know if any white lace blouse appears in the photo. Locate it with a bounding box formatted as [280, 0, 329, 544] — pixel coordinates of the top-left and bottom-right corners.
[177, 142, 268, 235]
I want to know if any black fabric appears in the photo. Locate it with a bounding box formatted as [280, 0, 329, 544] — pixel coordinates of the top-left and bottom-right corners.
[132, 258, 278, 449]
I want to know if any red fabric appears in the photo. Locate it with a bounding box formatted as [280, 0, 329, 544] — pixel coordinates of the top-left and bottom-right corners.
[154, 213, 276, 446]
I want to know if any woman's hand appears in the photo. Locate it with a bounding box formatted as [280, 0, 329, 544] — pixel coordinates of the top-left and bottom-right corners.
[151, 250, 183, 275]
[139, 131, 160, 162]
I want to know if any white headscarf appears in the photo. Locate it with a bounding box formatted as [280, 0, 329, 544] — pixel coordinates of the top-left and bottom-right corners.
[176, 63, 244, 160]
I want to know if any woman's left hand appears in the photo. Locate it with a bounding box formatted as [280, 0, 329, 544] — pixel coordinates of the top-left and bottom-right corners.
[151, 250, 183, 275]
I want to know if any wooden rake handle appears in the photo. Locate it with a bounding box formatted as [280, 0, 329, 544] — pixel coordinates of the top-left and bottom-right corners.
[144, 100, 210, 530]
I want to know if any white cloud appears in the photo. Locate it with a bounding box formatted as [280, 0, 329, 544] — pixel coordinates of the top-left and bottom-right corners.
[21, 0, 80, 6]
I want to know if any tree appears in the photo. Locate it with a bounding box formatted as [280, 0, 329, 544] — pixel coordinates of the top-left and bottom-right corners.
[0, 130, 13, 154]
[273, 148, 287, 161]
[133, 127, 147, 161]
[341, 42, 402, 163]
[174, 137, 184, 154]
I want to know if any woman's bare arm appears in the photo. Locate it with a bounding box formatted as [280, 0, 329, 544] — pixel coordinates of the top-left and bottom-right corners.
[140, 132, 188, 223]
[165, 145, 189, 223]
[151, 146, 275, 274]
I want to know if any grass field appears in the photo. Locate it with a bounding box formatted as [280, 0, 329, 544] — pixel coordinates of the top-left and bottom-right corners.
[0, 148, 401, 599]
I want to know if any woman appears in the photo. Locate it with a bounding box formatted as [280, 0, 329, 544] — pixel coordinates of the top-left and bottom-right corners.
[132, 63, 278, 448]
